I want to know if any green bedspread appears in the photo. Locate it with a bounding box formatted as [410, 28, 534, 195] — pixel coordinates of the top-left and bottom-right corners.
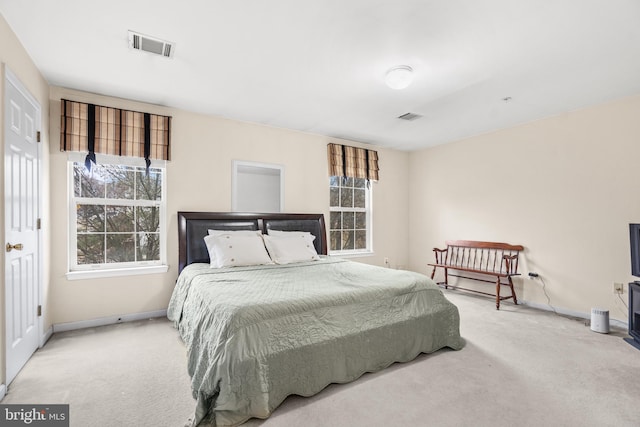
[168, 257, 464, 426]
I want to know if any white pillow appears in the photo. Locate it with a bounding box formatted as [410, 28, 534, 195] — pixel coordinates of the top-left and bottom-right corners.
[267, 229, 316, 242]
[263, 234, 320, 264]
[206, 230, 262, 265]
[204, 234, 273, 268]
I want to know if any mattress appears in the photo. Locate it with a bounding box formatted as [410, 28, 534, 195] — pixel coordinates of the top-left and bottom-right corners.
[168, 257, 464, 426]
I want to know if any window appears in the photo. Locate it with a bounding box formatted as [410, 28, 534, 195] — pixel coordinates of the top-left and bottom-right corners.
[329, 176, 372, 254]
[67, 154, 167, 278]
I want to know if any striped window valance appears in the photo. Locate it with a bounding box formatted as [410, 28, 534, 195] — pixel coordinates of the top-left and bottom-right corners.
[60, 99, 171, 171]
[327, 143, 379, 181]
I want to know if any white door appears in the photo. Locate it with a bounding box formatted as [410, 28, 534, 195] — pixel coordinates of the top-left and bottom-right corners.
[4, 69, 41, 385]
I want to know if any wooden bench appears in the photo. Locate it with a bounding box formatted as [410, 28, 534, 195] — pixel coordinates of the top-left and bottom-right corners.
[428, 240, 524, 310]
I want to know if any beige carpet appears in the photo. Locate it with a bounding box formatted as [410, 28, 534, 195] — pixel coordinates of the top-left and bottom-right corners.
[3, 290, 640, 427]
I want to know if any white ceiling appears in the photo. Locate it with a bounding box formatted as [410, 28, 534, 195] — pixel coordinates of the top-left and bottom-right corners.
[2, 0, 640, 151]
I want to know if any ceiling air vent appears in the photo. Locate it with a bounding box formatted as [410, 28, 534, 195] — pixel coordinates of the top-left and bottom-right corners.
[397, 112, 422, 121]
[128, 31, 174, 58]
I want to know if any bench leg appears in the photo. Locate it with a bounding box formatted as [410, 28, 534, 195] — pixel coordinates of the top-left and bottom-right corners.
[430, 266, 449, 289]
[495, 277, 501, 310]
[508, 276, 518, 305]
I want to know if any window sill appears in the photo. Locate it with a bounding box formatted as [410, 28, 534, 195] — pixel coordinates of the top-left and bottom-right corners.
[329, 250, 374, 258]
[66, 265, 169, 281]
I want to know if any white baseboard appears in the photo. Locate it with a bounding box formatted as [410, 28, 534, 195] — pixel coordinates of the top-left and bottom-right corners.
[52, 309, 167, 333]
[40, 326, 53, 348]
[521, 300, 627, 330]
[0, 384, 6, 400]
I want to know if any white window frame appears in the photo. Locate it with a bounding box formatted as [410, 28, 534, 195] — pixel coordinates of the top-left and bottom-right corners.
[329, 177, 373, 256]
[66, 152, 168, 280]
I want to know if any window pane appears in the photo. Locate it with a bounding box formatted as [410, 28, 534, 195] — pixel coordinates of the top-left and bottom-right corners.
[330, 211, 341, 230]
[106, 234, 135, 263]
[137, 206, 160, 233]
[105, 165, 135, 199]
[329, 176, 339, 187]
[137, 168, 162, 201]
[354, 178, 366, 188]
[341, 230, 355, 250]
[330, 231, 341, 251]
[77, 234, 105, 264]
[355, 212, 367, 229]
[344, 177, 354, 187]
[137, 233, 160, 261]
[73, 164, 82, 197]
[343, 212, 355, 229]
[355, 230, 367, 250]
[77, 204, 105, 232]
[340, 188, 353, 208]
[75, 163, 105, 198]
[330, 187, 340, 207]
[106, 206, 135, 232]
[354, 189, 365, 208]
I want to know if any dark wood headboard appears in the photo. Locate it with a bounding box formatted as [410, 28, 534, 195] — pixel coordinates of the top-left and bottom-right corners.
[177, 212, 328, 273]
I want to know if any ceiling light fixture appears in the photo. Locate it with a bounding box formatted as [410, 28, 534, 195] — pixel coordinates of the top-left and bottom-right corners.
[385, 65, 413, 90]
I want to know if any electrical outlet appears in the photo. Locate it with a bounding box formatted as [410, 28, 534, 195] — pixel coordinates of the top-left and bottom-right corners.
[614, 282, 624, 294]
[384, 257, 390, 267]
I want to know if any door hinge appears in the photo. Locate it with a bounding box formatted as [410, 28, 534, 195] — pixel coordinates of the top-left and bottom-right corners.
[37, 131, 41, 142]
[37, 218, 41, 229]
[37, 305, 42, 317]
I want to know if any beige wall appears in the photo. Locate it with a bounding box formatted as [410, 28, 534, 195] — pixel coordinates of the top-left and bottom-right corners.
[409, 95, 640, 322]
[1, 13, 51, 385]
[48, 86, 410, 325]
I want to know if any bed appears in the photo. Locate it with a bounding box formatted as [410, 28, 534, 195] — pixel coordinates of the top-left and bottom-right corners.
[168, 211, 464, 426]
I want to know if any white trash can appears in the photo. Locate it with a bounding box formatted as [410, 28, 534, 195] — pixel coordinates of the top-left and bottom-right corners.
[590, 308, 610, 334]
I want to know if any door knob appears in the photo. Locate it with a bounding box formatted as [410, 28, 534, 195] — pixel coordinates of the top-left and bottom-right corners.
[6, 243, 24, 252]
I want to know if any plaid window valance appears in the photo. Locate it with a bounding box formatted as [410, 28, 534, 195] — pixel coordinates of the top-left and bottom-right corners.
[60, 99, 171, 171]
[327, 143, 379, 181]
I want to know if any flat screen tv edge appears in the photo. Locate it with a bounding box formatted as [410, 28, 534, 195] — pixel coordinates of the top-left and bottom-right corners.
[630, 223, 640, 278]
